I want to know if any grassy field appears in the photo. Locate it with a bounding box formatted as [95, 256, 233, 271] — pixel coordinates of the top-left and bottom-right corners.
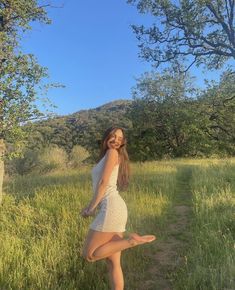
[0, 158, 234, 290]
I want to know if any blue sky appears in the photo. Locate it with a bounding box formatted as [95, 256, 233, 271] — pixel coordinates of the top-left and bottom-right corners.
[21, 0, 231, 116]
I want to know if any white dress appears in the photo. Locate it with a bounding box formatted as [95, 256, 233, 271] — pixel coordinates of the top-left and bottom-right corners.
[89, 153, 128, 232]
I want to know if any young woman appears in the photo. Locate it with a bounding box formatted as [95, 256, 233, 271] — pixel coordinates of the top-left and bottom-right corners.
[80, 126, 156, 290]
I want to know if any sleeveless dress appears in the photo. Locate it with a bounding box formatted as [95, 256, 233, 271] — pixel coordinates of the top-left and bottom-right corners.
[89, 153, 128, 232]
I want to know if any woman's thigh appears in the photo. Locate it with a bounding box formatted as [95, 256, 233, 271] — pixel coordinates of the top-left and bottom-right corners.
[82, 229, 124, 258]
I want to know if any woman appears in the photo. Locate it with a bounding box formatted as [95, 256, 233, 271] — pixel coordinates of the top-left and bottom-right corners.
[80, 126, 156, 290]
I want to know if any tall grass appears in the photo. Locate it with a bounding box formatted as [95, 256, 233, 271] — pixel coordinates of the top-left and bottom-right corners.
[173, 159, 235, 290]
[1, 158, 234, 289]
[0, 162, 177, 290]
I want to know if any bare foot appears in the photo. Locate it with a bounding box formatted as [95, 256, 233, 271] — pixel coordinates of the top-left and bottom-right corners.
[127, 232, 156, 246]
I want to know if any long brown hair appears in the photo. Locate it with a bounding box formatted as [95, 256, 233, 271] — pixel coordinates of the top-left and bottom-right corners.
[98, 126, 130, 192]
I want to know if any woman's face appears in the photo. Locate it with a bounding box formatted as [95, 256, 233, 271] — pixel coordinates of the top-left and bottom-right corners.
[107, 129, 124, 150]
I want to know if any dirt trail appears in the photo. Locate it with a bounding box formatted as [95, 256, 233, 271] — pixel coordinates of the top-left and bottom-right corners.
[138, 166, 193, 290]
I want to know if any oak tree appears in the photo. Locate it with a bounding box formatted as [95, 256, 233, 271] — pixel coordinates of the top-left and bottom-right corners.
[0, 0, 59, 203]
[128, 0, 235, 71]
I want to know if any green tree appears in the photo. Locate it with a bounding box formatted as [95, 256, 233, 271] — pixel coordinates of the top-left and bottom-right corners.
[127, 67, 202, 159]
[198, 70, 235, 155]
[127, 0, 235, 71]
[0, 1, 60, 203]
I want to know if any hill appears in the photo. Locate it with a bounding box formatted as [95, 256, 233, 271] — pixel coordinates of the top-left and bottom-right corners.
[27, 99, 134, 159]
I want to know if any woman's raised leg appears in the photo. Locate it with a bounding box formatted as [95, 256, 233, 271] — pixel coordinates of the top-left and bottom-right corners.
[82, 229, 156, 262]
[81, 229, 115, 262]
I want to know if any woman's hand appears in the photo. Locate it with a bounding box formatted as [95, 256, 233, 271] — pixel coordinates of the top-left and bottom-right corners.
[80, 206, 90, 218]
[80, 206, 95, 218]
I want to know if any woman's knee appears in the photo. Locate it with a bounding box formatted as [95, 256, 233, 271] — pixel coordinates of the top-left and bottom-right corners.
[106, 251, 121, 266]
[84, 254, 96, 262]
[82, 249, 96, 262]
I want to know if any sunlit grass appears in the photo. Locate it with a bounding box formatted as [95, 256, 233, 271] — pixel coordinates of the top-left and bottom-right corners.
[1, 161, 178, 290]
[173, 162, 235, 290]
[0, 158, 234, 289]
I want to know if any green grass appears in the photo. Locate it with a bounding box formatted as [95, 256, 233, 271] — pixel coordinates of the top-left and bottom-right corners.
[0, 158, 234, 289]
[172, 159, 235, 290]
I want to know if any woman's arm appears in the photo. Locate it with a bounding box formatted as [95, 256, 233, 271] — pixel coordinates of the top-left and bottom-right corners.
[87, 148, 119, 213]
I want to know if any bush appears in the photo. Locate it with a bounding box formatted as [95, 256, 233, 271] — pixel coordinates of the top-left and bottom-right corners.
[68, 145, 90, 168]
[6, 145, 68, 175]
[6, 150, 39, 175]
[38, 145, 68, 173]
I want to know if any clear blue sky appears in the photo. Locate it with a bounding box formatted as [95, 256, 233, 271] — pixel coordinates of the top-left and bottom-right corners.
[21, 0, 230, 116]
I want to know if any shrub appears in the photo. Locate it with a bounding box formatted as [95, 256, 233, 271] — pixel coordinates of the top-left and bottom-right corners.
[68, 145, 90, 168]
[6, 145, 68, 175]
[38, 145, 68, 173]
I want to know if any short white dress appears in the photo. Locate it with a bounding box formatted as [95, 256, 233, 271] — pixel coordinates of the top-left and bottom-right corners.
[89, 153, 128, 232]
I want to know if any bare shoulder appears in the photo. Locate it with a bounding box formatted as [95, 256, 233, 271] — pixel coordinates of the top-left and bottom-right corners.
[106, 148, 118, 156]
[106, 148, 118, 158]
[106, 148, 119, 163]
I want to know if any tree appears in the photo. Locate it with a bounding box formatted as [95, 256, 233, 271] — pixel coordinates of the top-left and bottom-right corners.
[0, 1, 60, 203]
[126, 67, 210, 159]
[127, 0, 235, 71]
[198, 70, 235, 154]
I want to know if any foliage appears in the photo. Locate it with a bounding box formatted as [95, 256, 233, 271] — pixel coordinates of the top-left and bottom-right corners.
[126, 68, 212, 160]
[68, 145, 90, 168]
[127, 0, 235, 71]
[7, 145, 68, 175]
[38, 145, 68, 173]
[26, 100, 133, 162]
[0, 0, 62, 158]
[197, 70, 235, 154]
[18, 84, 234, 171]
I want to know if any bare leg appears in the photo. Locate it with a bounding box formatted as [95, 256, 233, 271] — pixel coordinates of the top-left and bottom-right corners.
[106, 259, 114, 290]
[106, 251, 124, 290]
[84, 232, 156, 262]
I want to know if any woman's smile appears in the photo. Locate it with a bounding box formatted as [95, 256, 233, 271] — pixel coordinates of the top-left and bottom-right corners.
[107, 129, 124, 149]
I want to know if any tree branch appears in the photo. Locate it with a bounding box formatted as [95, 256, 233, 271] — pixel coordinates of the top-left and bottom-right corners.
[206, 3, 235, 47]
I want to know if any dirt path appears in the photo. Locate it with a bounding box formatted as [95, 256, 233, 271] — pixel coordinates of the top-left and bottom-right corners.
[138, 166, 193, 290]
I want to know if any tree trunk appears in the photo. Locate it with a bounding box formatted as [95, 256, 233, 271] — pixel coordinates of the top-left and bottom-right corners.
[0, 139, 5, 205]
